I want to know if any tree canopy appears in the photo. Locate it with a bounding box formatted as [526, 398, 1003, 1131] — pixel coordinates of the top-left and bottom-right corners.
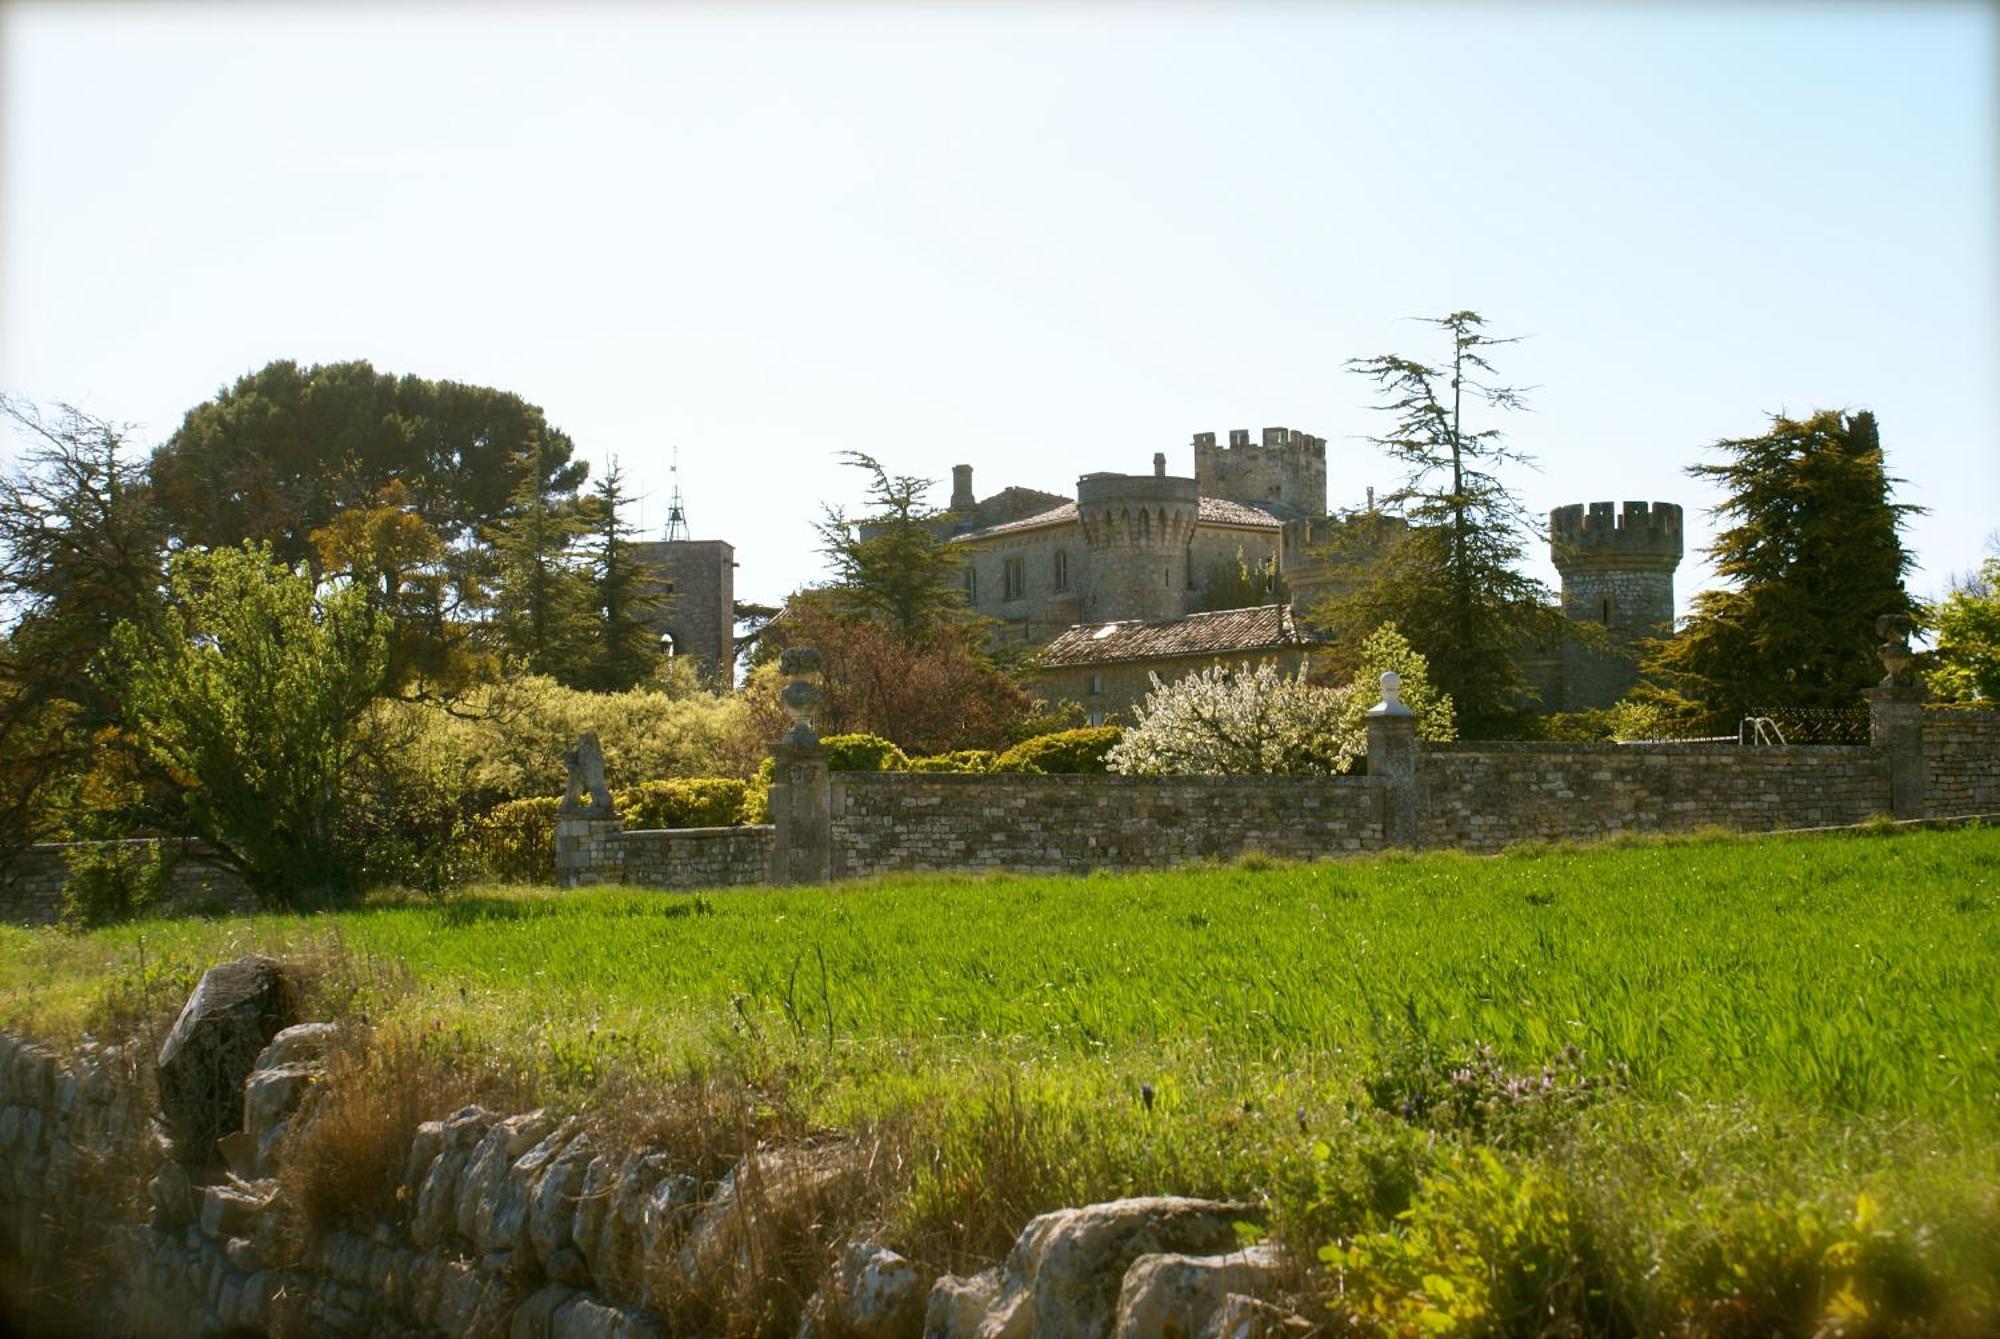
[150, 359, 586, 566]
[1643, 409, 1918, 724]
[1313, 313, 1566, 732]
[1926, 547, 2000, 704]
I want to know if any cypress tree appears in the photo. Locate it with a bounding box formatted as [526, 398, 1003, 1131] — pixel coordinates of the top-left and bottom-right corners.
[1644, 409, 1919, 724]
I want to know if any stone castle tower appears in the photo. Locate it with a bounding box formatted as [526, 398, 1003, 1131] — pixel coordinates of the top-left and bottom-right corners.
[1548, 501, 1683, 709]
[1077, 454, 1199, 623]
[629, 538, 736, 685]
[1193, 426, 1327, 516]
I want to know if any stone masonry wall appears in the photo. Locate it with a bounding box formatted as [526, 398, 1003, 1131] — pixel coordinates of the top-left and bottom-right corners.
[0, 840, 257, 925]
[618, 825, 773, 889]
[828, 772, 1387, 877]
[1923, 706, 2000, 818]
[1419, 742, 1892, 853]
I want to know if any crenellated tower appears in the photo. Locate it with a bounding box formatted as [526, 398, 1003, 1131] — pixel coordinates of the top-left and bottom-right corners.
[1548, 501, 1683, 709]
[1076, 455, 1199, 623]
[1192, 425, 1328, 517]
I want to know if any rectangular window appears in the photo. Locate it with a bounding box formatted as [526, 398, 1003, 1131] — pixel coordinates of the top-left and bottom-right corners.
[1003, 556, 1025, 602]
[1088, 673, 1103, 695]
[1052, 549, 1069, 592]
[1087, 709, 1105, 727]
[963, 565, 978, 604]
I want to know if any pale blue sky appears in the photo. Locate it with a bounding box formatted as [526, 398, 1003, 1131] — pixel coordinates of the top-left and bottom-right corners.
[4, 1, 1994, 611]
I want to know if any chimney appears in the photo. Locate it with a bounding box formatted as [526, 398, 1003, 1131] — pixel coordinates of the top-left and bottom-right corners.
[1153, 452, 1167, 478]
[950, 464, 975, 514]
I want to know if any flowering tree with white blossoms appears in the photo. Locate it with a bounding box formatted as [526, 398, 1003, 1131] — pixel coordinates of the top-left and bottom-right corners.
[1106, 623, 1454, 776]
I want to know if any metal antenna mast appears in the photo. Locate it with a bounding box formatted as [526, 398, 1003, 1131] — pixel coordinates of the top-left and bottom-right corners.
[663, 446, 690, 542]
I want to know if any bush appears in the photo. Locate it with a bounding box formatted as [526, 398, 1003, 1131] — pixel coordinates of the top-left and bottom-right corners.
[906, 749, 996, 774]
[820, 733, 909, 772]
[617, 778, 751, 830]
[60, 840, 173, 928]
[991, 727, 1122, 775]
[471, 797, 561, 884]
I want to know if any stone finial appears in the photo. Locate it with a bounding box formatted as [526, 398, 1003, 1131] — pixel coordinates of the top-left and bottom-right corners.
[561, 732, 615, 817]
[1366, 670, 1413, 718]
[779, 646, 825, 745]
[1873, 611, 1925, 691]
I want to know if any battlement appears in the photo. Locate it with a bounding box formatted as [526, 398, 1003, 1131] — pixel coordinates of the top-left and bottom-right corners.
[1191, 426, 1327, 458]
[1549, 501, 1683, 568]
[1193, 424, 1329, 517]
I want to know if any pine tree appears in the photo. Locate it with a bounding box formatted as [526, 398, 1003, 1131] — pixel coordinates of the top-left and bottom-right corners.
[579, 461, 665, 692]
[815, 452, 969, 644]
[1644, 409, 1919, 724]
[486, 437, 595, 685]
[1315, 312, 1567, 732]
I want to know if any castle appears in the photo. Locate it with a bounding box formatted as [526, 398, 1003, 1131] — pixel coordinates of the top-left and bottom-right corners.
[942, 426, 1683, 720]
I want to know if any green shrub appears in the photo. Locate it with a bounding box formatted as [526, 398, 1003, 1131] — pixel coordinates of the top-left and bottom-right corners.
[60, 840, 173, 928]
[471, 797, 561, 884]
[820, 733, 909, 772]
[907, 749, 996, 774]
[617, 778, 750, 830]
[991, 726, 1122, 774]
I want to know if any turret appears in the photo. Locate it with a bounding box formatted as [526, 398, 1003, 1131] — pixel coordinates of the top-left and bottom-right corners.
[1548, 501, 1683, 709]
[1077, 468, 1199, 623]
[1192, 425, 1328, 517]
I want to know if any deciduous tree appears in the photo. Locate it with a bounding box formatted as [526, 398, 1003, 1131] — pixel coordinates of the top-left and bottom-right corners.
[0, 396, 166, 850]
[106, 545, 389, 903]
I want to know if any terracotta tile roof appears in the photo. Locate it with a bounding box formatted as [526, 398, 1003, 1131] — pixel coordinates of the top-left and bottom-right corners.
[1038, 604, 1312, 667]
[952, 495, 1288, 542]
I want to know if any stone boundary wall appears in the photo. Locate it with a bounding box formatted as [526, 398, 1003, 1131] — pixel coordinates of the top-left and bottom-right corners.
[0, 1021, 1296, 1338]
[0, 839, 257, 925]
[828, 772, 1388, 877]
[1923, 706, 2000, 818]
[619, 825, 774, 890]
[1418, 742, 1891, 854]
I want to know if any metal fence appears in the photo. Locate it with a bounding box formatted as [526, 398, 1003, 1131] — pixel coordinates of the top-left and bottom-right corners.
[1737, 706, 1873, 747]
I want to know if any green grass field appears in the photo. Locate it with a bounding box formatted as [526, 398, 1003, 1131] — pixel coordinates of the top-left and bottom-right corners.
[5, 825, 1998, 1332]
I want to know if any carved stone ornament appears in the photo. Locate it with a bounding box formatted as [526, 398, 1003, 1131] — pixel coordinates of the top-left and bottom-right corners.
[561, 731, 616, 816]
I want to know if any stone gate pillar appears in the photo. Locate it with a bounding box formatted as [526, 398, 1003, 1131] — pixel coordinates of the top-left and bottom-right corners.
[1863, 613, 1928, 820]
[1365, 671, 1420, 848]
[769, 648, 832, 884]
[554, 731, 624, 888]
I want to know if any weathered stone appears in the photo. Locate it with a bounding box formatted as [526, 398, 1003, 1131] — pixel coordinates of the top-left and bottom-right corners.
[510, 1280, 578, 1339]
[156, 956, 290, 1168]
[256, 1020, 340, 1071]
[678, 1145, 863, 1291]
[1198, 1293, 1313, 1339]
[923, 1268, 1015, 1339]
[413, 1105, 497, 1249]
[551, 1293, 659, 1339]
[198, 1178, 277, 1240]
[530, 1131, 595, 1269]
[459, 1110, 557, 1252]
[1111, 1244, 1285, 1339]
[934, 1198, 1257, 1339]
[242, 1061, 320, 1176]
[807, 1240, 927, 1339]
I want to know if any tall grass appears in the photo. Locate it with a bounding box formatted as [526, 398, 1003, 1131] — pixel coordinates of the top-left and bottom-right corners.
[2, 826, 1995, 1330]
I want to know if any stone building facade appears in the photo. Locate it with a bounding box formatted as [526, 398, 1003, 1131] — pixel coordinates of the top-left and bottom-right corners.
[948, 424, 1682, 716]
[628, 538, 736, 685]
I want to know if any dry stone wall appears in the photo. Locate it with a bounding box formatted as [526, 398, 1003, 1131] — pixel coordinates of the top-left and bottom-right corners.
[1418, 742, 1891, 853]
[0, 1020, 1305, 1338]
[0, 840, 256, 925]
[1923, 706, 2000, 818]
[828, 773, 1387, 877]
